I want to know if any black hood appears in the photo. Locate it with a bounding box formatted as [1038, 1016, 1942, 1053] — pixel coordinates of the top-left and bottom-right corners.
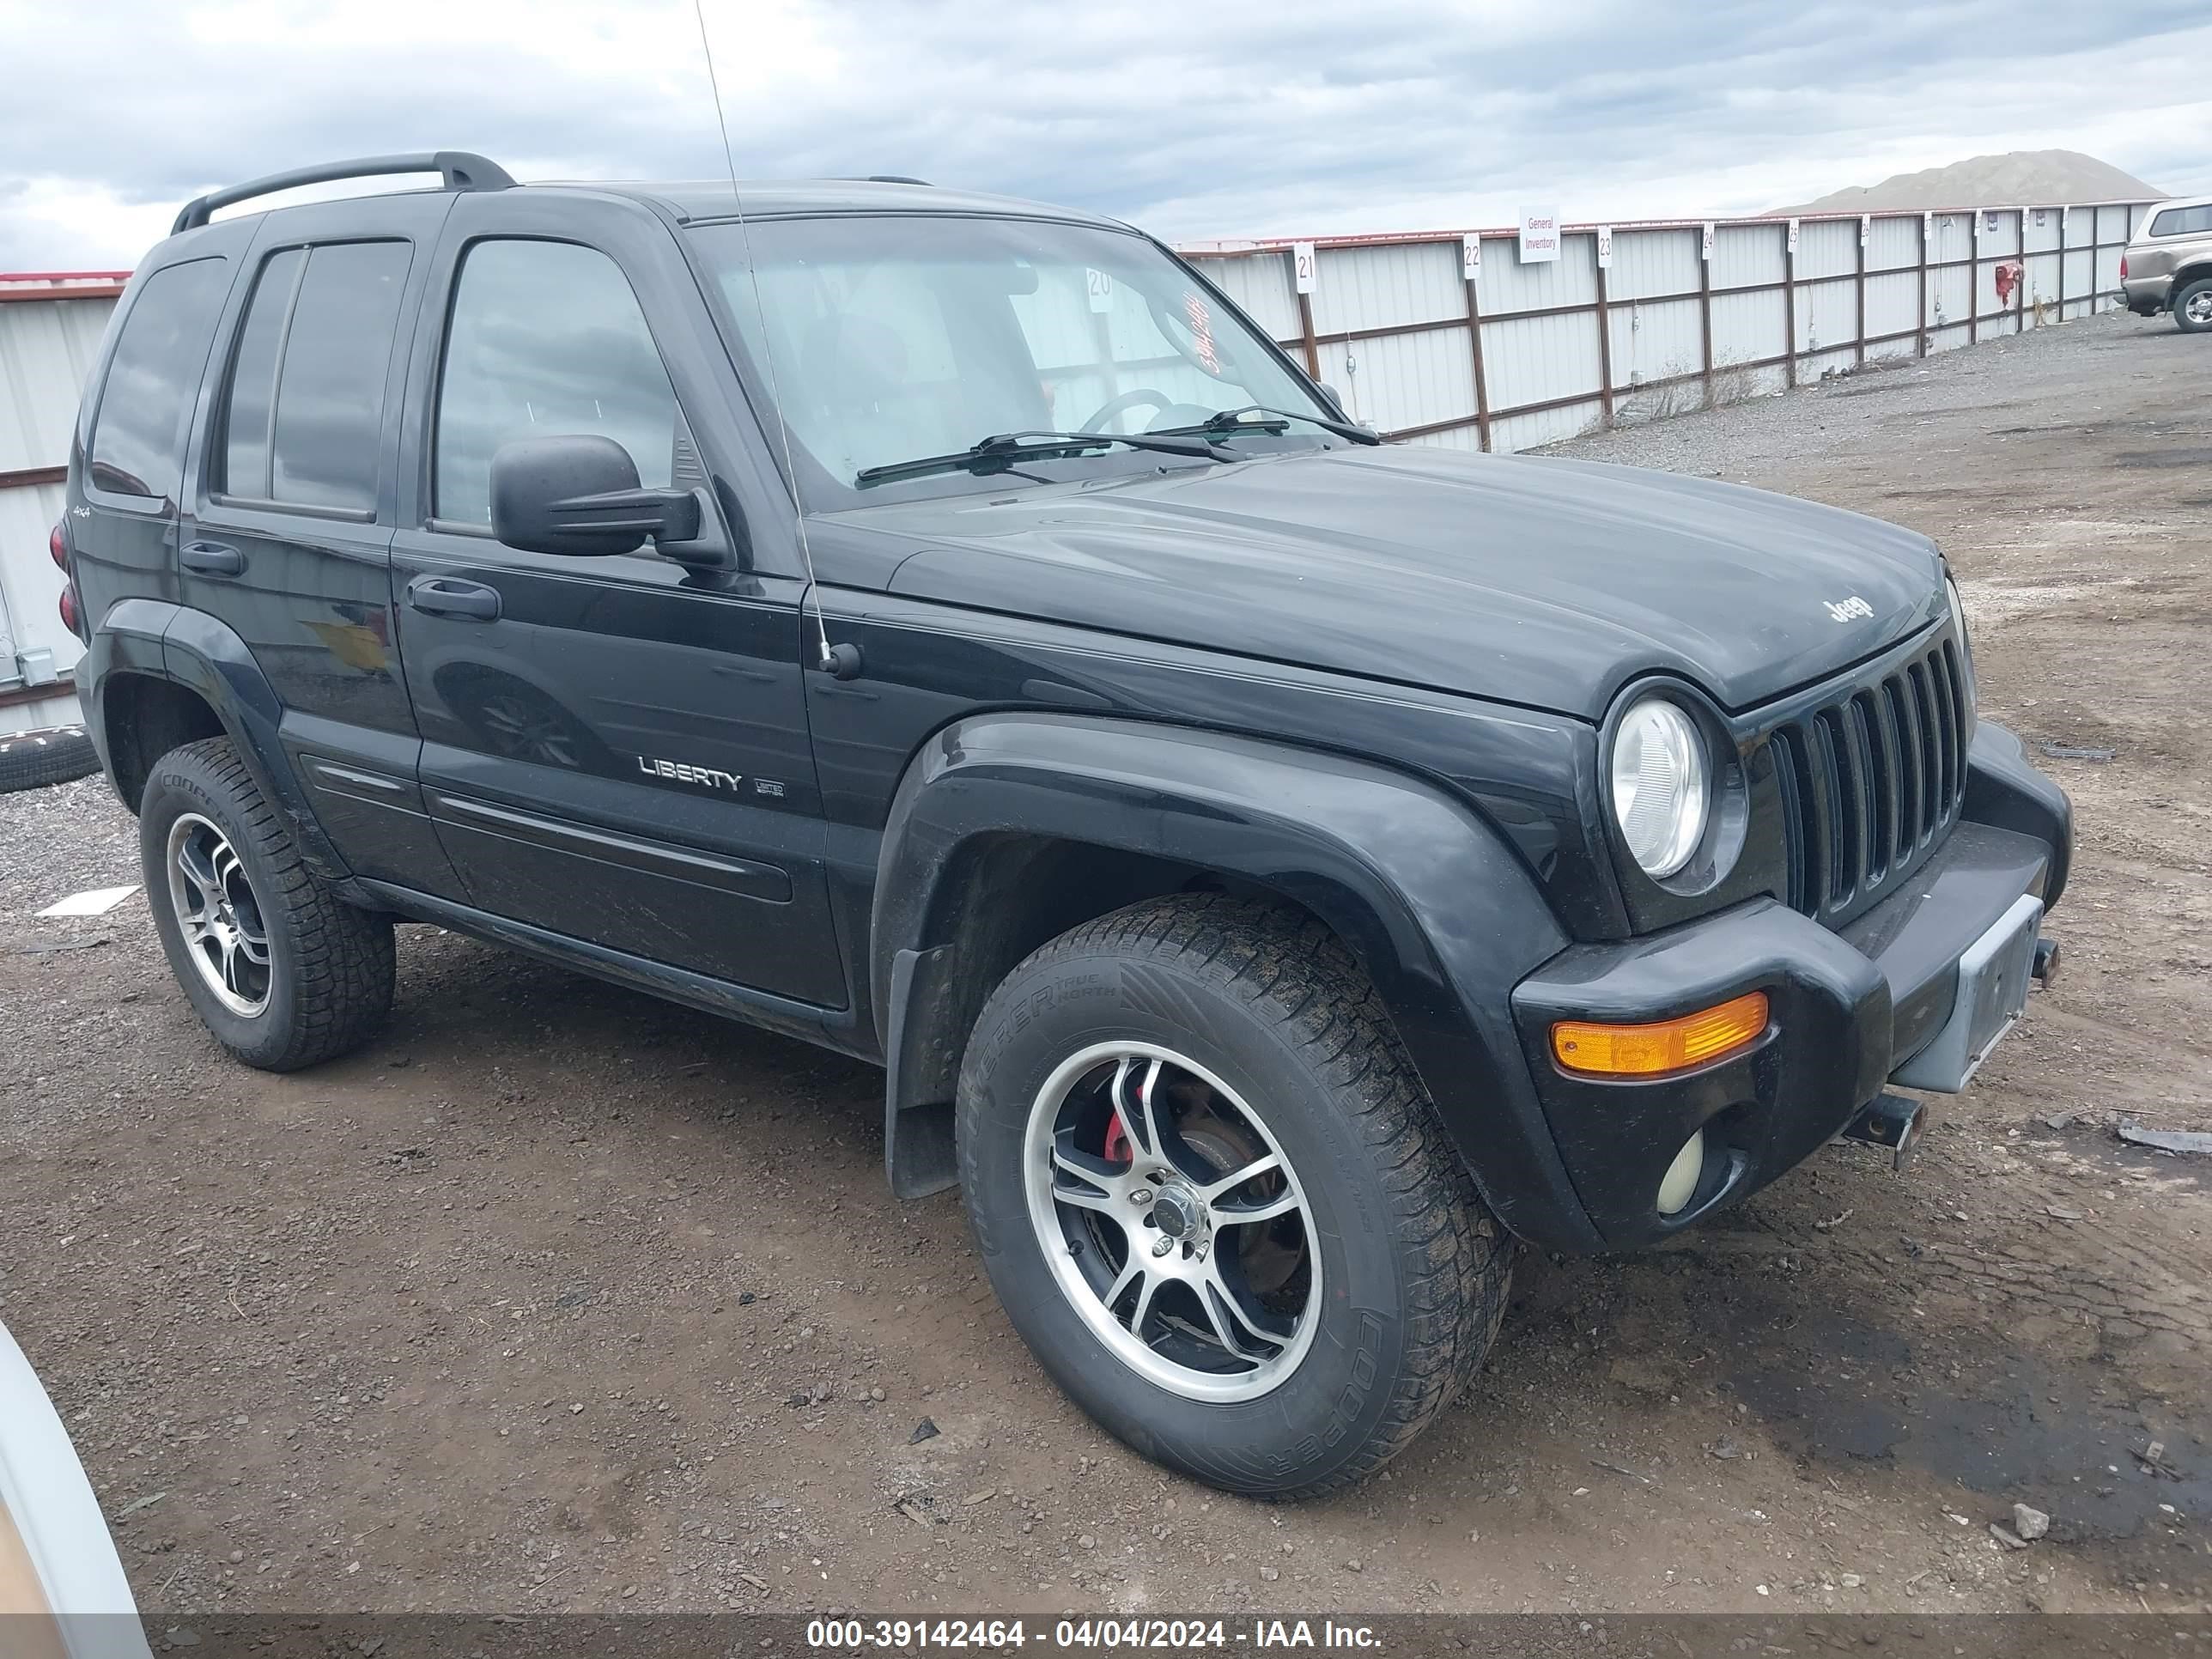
[817, 444, 1947, 720]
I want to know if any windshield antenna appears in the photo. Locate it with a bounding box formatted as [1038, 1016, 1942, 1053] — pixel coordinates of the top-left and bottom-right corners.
[691, 0, 854, 677]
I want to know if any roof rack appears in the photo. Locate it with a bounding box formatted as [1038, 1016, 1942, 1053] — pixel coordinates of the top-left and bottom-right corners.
[171, 151, 514, 235]
[859, 175, 932, 187]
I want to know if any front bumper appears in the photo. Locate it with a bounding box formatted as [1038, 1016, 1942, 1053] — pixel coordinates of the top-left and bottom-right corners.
[1509, 721, 2068, 1249]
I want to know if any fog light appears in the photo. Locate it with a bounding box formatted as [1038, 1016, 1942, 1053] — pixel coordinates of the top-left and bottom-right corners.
[1551, 991, 1769, 1078]
[1656, 1129, 1705, 1215]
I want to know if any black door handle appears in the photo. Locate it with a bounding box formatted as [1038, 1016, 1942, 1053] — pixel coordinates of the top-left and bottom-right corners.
[407, 574, 501, 622]
[180, 540, 245, 576]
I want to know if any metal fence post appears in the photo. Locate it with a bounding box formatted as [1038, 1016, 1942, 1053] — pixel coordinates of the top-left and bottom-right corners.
[1855, 217, 1869, 368]
[1918, 216, 1931, 357]
[1594, 239, 1616, 428]
[1462, 267, 1492, 453]
[1782, 222, 1797, 389]
[1698, 234, 1716, 408]
[2057, 206, 2068, 321]
[1970, 213, 1982, 347]
[1297, 287, 1322, 380]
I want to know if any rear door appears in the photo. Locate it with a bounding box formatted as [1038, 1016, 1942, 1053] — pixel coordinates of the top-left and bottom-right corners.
[387, 191, 842, 1007]
[72, 235, 246, 654]
[181, 194, 462, 894]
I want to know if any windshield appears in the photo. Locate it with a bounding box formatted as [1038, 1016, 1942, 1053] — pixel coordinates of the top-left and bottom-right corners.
[690, 215, 1336, 506]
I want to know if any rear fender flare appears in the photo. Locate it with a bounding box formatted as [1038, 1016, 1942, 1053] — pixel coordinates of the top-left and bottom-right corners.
[88, 600, 350, 881]
[871, 713, 1600, 1250]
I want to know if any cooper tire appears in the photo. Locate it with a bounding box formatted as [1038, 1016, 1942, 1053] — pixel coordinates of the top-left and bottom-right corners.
[2176, 276, 2212, 334]
[139, 738, 394, 1071]
[0, 725, 99, 793]
[957, 893, 1511, 1497]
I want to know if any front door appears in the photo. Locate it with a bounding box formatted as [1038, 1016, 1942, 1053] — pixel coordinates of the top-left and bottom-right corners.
[388, 198, 843, 1008]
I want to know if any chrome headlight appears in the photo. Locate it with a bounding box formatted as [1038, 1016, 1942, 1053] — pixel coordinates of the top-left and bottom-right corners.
[1610, 696, 1710, 878]
[1945, 575, 1978, 719]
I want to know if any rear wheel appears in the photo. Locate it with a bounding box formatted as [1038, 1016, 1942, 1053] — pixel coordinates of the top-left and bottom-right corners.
[140, 738, 394, 1070]
[957, 894, 1511, 1497]
[2177, 277, 2212, 333]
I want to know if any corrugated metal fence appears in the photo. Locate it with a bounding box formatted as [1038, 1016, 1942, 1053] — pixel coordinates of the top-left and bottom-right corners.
[0, 273, 122, 727]
[1183, 203, 2153, 452]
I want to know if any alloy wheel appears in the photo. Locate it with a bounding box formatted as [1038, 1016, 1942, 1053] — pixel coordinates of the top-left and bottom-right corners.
[1023, 1042, 1320, 1402]
[165, 813, 272, 1017]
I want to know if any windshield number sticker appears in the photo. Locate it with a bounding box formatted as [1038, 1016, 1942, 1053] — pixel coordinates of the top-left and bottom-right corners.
[1085, 268, 1115, 314]
[1182, 291, 1221, 375]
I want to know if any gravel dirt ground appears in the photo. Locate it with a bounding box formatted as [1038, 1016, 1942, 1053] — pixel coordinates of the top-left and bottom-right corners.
[1, 311, 2206, 1621]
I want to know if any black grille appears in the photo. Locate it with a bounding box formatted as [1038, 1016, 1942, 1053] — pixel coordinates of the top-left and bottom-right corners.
[1769, 636, 1971, 921]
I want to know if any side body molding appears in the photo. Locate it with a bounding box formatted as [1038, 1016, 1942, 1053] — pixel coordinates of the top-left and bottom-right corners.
[870, 713, 1602, 1251]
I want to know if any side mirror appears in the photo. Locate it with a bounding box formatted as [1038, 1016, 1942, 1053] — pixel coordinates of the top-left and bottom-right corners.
[1316, 383, 1349, 419]
[489, 435, 703, 559]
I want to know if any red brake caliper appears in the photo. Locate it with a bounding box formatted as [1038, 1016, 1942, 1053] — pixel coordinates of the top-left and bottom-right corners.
[1103, 1110, 1133, 1168]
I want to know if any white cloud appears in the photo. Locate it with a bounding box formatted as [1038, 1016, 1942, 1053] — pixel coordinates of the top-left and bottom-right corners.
[0, 0, 2205, 268]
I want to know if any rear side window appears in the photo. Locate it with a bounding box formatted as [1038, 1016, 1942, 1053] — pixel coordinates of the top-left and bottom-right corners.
[88, 258, 231, 504]
[219, 240, 411, 513]
[2148, 204, 2212, 237]
[434, 239, 678, 526]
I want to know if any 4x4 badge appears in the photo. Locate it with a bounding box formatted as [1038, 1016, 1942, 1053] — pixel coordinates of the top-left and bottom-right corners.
[1824, 595, 1875, 622]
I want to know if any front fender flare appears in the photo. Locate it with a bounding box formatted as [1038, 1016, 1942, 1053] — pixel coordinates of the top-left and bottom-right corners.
[872, 713, 1601, 1251]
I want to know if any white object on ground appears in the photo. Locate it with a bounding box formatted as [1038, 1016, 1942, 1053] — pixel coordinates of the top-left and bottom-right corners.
[35, 886, 138, 919]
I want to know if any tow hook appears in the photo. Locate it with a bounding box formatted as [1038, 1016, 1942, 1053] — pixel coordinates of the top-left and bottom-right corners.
[2032, 937, 2061, 988]
[1842, 1091, 1928, 1171]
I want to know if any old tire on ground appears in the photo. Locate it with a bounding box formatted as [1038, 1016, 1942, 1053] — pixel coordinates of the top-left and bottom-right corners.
[2176, 277, 2212, 333]
[0, 725, 99, 793]
[957, 892, 1511, 1498]
[139, 737, 394, 1071]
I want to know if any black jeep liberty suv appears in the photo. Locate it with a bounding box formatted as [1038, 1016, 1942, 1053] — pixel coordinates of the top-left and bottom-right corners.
[58, 152, 2069, 1497]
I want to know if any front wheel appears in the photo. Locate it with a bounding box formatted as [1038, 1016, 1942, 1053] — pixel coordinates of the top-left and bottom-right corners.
[957, 895, 1511, 1497]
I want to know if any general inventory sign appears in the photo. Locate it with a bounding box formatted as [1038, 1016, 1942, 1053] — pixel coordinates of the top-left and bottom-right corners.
[1517, 205, 1560, 264]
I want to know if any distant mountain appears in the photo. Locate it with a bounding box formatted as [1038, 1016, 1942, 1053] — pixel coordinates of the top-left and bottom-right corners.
[1770, 150, 2169, 215]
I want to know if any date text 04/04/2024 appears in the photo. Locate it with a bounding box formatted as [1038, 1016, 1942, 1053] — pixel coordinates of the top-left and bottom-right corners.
[805, 1619, 1383, 1650]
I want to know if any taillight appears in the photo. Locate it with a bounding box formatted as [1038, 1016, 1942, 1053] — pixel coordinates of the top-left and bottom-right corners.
[50, 520, 69, 570]
[2119, 254, 2129, 281]
[58, 582, 81, 635]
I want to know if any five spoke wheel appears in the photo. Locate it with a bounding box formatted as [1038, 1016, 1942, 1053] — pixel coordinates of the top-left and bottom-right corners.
[1024, 1043, 1319, 1402]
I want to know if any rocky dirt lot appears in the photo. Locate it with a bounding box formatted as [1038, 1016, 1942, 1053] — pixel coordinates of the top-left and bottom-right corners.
[1, 312, 2205, 1621]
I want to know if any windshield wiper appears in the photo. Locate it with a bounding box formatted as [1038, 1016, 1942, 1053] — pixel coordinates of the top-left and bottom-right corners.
[854, 428, 1238, 489]
[1152, 404, 1382, 445]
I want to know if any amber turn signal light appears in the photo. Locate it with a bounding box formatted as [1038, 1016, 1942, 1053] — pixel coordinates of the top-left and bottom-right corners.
[1552, 991, 1770, 1079]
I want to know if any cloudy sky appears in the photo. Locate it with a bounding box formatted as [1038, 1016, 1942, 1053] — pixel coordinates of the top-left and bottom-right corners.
[3, 0, 2208, 270]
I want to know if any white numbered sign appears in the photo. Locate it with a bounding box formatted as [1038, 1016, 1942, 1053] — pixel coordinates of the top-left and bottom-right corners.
[1700, 222, 1715, 262]
[1085, 268, 1114, 314]
[1462, 233, 1482, 282]
[1595, 226, 1613, 269]
[1291, 242, 1316, 295]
